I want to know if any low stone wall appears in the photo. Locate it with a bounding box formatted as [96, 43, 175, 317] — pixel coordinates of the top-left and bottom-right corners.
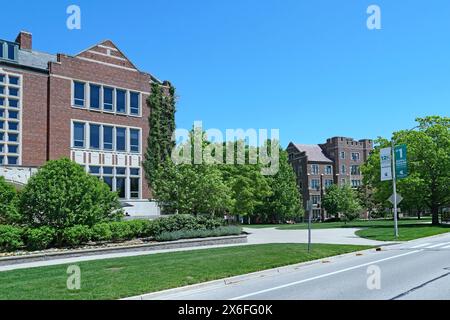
[0, 235, 248, 267]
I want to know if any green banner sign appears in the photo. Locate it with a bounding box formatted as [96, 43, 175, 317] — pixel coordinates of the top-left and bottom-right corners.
[395, 144, 408, 179]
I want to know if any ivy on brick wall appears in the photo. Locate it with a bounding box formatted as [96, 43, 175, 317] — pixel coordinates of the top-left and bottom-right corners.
[143, 81, 176, 196]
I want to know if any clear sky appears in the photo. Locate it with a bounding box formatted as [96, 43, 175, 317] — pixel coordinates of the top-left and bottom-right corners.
[2, 0, 449, 146]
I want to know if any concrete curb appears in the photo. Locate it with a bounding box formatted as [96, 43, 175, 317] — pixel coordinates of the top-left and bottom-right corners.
[0, 235, 248, 267]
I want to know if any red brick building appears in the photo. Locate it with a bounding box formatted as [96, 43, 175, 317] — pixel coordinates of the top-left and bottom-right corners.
[287, 137, 373, 220]
[0, 31, 164, 216]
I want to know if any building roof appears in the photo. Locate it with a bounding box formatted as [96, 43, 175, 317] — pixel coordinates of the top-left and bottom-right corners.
[293, 144, 333, 163]
[17, 49, 57, 70]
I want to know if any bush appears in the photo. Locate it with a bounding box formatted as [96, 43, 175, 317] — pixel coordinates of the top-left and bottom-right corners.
[151, 215, 225, 236]
[0, 177, 20, 225]
[91, 223, 113, 242]
[19, 158, 123, 229]
[0, 225, 23, 252]
[126, 219, 153, 238]
[62, 225, 92, 247]
[23, 226, 56, 251]
[109, 222, 134, 241]
[154, 226, 242, 242]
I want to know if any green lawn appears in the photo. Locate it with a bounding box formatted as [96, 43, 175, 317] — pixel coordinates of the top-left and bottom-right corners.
[246, 218, 450, 241]
[0, 243, 370, 300]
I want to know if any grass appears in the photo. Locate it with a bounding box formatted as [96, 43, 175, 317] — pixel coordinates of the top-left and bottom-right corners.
[246, 217, 450, 241]
[0, 243, 370, 300]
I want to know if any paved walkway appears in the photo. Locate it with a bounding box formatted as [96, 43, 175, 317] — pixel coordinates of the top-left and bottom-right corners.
[246, 227, 388, 246]
[0, 227, 390, 272]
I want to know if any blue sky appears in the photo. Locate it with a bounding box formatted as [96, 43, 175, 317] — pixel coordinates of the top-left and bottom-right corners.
[2, 0, 449, 146]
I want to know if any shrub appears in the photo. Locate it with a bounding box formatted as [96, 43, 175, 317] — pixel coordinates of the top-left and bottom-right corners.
[109, 222, 134, 241]
[0, 225, 23, 252]
[23, 226, 56, 251]
[0, 177, 21, 225]
[91, 223, 113, 242]
[154, 226, 242, 242]
[126, 219, 153, 238]
[19, 158, 123, 229]
[62, 225, 92, 247]
[151, 214, 224, 236]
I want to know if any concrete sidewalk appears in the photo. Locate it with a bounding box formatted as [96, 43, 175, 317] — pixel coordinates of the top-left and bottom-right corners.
[0, 227, 390, 272]
[245, 227, 387, 246]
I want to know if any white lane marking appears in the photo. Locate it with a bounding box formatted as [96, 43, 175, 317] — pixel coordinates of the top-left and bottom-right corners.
[442, 245, 450, 249]
[230, 250, 423, 300]
[426, 242, 450, 249]
[410, 243, 432, 249]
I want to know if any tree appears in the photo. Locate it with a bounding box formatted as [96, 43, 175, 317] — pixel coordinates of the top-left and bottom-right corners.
[262, 149, 303, 223]
[322, 184, 362, 222]
[143, 82, 176, 194]
[19, 158, 122, 230]
[362, 116, 449, 225]
[322, 184, 341, 219]
[0, 176, 20, 225]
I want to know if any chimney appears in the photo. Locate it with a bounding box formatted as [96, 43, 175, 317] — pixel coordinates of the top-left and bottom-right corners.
[15, 31, 32, 51]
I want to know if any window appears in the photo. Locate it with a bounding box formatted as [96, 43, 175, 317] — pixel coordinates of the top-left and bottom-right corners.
[89, 166, 101, 175]
[0, 98, 4, 106]
[116, 127, 126, 151]
[311, 195, 321, 205]
[325, 179, 333, 188]
[311, 164, 319, 175]
[90, 84, 100, 109]
[7, 44, 16, 61]
[89, 124, 100, 149]
[0, 75, 4, 83]
[8, 122, 18, 131]
[7, 156, 17, 165]
[351, 165, 360, 175]
[116, 89, 126, 113]
[341, 165, 346, 174]
[8, 145, 18, 154]
[325, 165, 333, 175]
[0, 86, 4, 95]
[351, 180, 362, 188]
[9, 99, 19, 108]
[130, 92, 140, 115]
[351, 152, 360, 161]
[8, 133, 18, 142]
[0, 109, 4, 118]
[8, 111, 18, 119]
[8, 76, 19, 85]
[116, 167, 127, 199]
[0, 156, 3, 165]
[0, 120, 3, 129]
[103, 87, 114, 111]
[130, 168, 140, 199]
[103, 167, 113, 175]
[311, 179, 320, 190]
[103, 126, 113, 150]
[130, 129, 140, 153]
[73, 122, 85, 148]
[74, 82, 85, 107]
[340, 151, 345, 159]
[9, 88, 18, 96]
[0, 132, 4, 141]
[103, 176, 113, 191]
[0, 145, 3, 153]
[0, 44, 3, 59]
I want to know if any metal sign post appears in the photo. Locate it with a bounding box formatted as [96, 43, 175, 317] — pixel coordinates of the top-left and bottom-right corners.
[307, 200, 312, 252]
[391, 141, 399, 239]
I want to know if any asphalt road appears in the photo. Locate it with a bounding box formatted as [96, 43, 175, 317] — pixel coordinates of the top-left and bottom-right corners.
[130, 233, 450, 300]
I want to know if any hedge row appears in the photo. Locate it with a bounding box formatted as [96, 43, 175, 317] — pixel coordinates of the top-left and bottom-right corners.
[154, 226, 243, 242]
[0, 215, 230, 252]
